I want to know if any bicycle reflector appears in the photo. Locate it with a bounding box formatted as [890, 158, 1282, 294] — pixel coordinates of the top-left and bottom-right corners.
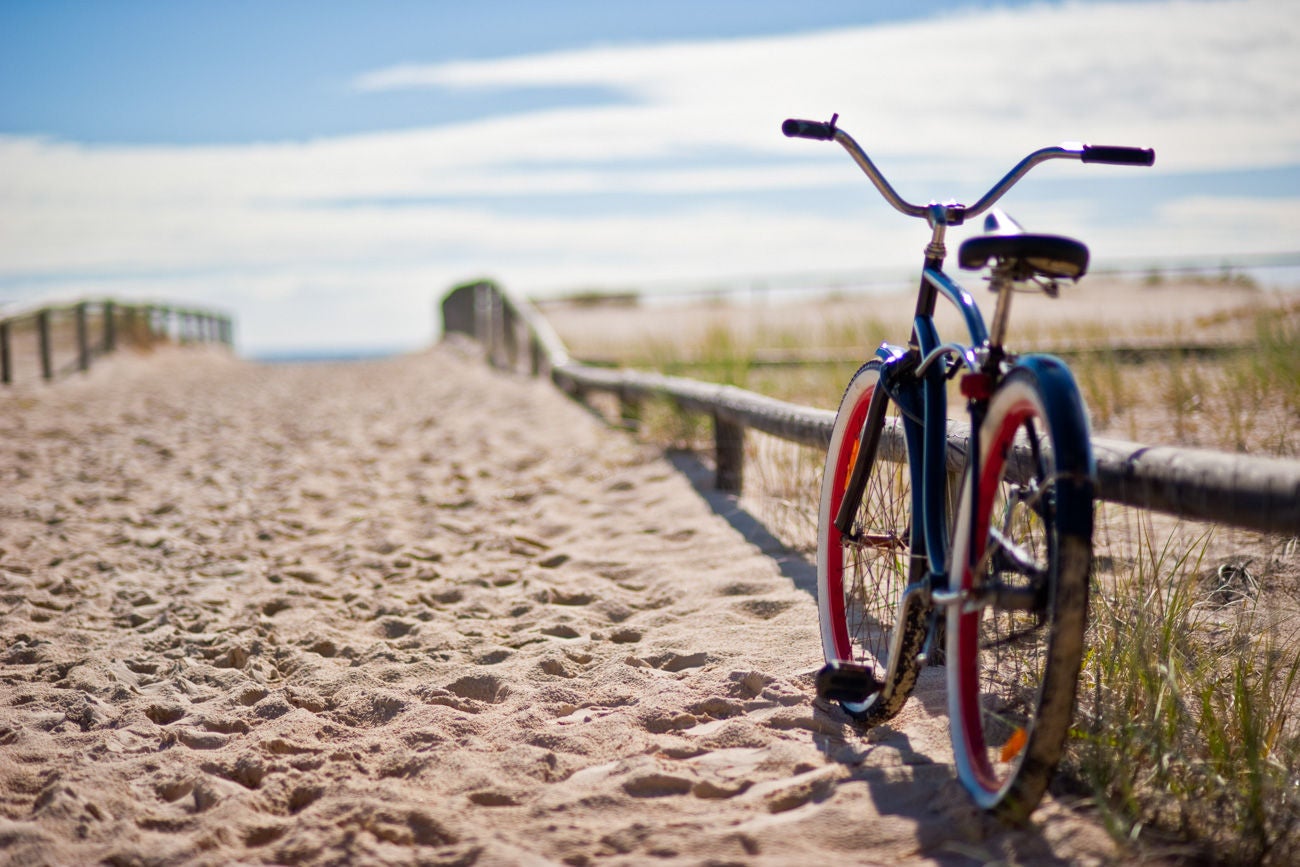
[961, 373, 993, 400]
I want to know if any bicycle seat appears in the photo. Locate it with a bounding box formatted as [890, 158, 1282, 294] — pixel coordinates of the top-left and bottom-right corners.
[958, 210, 1089, 280]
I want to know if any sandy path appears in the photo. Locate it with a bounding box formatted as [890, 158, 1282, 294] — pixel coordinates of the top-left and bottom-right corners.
[0, 343, 1116, 865]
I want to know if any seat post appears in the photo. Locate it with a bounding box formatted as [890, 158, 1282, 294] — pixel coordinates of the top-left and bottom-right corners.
[987, 264, 1017, 349]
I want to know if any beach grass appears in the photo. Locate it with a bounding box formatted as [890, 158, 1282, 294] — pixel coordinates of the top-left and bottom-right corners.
[1074, 512, 1300, 864]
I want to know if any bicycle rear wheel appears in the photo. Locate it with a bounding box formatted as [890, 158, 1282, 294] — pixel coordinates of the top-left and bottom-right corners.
[947, 363, 1092, 821]
[816, 360, 929, 726]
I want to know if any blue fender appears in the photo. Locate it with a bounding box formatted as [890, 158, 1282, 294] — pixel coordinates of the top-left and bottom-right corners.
[1006, 354, 1095, 539]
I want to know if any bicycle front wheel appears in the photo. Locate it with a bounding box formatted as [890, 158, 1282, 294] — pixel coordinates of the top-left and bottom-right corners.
[816, 360, 929, 726]
[947, 362, 1093, 822]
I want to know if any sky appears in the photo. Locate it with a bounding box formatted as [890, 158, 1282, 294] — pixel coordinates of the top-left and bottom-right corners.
[2, 0, 1298, 356]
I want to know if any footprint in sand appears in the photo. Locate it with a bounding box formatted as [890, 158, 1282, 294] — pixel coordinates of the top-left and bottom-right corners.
[732, 598, 795, 620]
[621, 772, 694, 798]
[716, 582, 767, 597]
[243, 824, 288, 847]
[538, 656, 582, 679]
[201, 753, 267, 790]
[539, 588, 593, 606]
[444, 673, 509, 704]
[145, 704, 186, 725]
[467, 789, 521, 807]
[175, 729, 230, 750]
[330, 691, 407, 728]
[474, 648, 512, 665]
[377, 617, 416, 639]
[540, 624, 582, 639]
[741, 766, 842, 813]
[286, 783, 324, 814]
[630, 651, 708, 672]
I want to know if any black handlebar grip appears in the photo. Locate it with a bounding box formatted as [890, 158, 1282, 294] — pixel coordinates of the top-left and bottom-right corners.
[1081, 145, 1155, 166]
[783, 117, 837, 140]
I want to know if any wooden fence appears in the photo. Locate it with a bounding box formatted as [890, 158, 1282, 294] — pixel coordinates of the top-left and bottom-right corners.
[0, 299, 233, 386]
[442, 279, 1300, 536]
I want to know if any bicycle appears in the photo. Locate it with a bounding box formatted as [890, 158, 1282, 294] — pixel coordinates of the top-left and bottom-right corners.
[783, 114, 1153, 821]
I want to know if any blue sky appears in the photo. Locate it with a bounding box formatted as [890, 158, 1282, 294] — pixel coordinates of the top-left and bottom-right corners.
[2, 0, 1298, 354]
[1, 1, 1029, 143]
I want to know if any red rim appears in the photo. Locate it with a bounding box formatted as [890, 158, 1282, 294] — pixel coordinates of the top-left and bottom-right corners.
[955, 397, 1036, 793]
[824, 380, 877, 662]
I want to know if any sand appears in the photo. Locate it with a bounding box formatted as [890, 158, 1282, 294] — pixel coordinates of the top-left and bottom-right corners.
[0, 340, 1122, 866]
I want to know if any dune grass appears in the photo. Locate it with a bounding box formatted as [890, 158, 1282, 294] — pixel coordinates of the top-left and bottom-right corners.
[1077, 516, 1300, 864]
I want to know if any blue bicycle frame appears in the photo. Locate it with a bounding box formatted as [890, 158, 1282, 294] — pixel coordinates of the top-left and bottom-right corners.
[872, 267, 989, 601]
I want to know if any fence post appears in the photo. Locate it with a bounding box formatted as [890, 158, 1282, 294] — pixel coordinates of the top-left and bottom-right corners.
[103, 301, 116, 353]
[76, 303, 91, 372]
[440, 281, 479, 338]
[38, 310, 53, 380]
[502, 303, 519, 371]
[619, 387, 642, 432]
[0, 321, 10, 385]
[473, 284, 491, 357]
[492, 291, 505, 367]
[714, 412, 744, 494]
[530, 336, 544, 377]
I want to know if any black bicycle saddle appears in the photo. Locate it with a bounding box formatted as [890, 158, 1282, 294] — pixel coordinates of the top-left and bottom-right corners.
[958, 210, 1090, 280]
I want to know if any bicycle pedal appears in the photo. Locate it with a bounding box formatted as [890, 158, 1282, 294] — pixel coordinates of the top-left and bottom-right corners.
[815, 661, 884, 704]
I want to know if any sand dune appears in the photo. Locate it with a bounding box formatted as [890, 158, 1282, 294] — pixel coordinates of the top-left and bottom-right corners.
[0, 341, 1116, 865]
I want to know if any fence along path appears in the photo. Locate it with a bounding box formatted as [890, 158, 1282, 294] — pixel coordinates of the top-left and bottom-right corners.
[443, 279, 1300, 536]
[0, 298, 233, 386]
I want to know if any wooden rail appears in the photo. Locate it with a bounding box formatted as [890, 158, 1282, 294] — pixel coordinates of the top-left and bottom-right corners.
[0, 299, 234, 386]
[441, 279, 1300, 536]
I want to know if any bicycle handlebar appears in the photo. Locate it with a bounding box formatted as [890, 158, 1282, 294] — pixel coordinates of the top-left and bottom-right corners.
[782, 117, 838, 141]
[1080, 144, 1156, 166]
[782, 115, 1155, 225]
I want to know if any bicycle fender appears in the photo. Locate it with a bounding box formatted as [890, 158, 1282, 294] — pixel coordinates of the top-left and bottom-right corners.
[1006, 355, 1095, 538]
[874, 342, 909, 365]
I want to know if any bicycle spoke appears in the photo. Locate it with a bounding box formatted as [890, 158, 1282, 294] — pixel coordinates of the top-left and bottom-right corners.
[843, 531, 907, 551]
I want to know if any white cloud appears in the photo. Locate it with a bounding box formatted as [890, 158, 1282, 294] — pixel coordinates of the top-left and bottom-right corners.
[353, 0, 1300, 174]
[1, 0, 1297, 353]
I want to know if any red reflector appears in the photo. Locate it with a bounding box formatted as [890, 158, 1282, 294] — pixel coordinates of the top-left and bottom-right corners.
[961, 373, 993, 400]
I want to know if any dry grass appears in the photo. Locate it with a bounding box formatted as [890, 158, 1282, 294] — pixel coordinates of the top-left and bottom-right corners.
[1077, 511, 1300, 864]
